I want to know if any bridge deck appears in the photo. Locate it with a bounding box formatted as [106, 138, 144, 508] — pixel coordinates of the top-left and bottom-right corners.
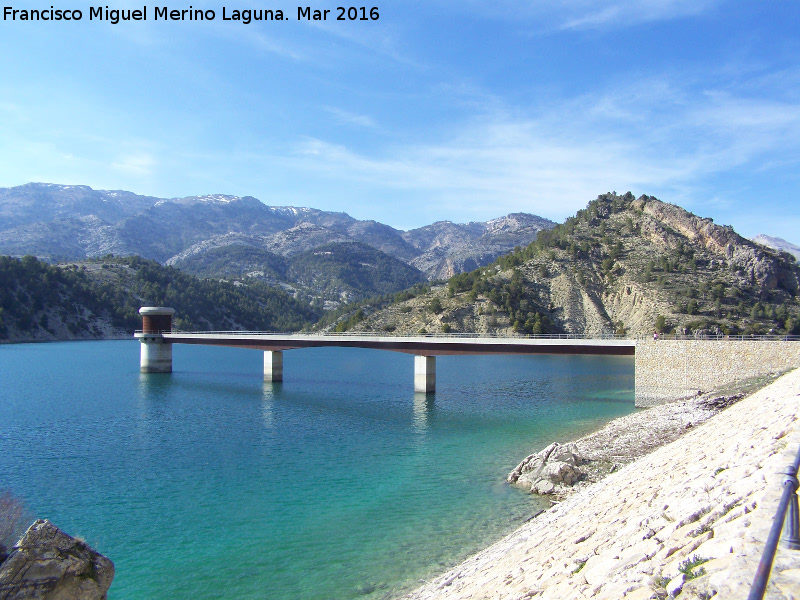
[158, 332, 636, 356]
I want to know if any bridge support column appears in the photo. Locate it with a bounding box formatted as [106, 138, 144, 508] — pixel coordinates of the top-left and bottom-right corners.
[137, 307, 175, 373]
[414, 355, 435, 393]
[139, 336, 173, 373]
[264, 351, 283, 382]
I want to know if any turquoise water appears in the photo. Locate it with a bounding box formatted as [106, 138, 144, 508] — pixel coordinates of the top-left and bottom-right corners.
[0, 341, 635, 599]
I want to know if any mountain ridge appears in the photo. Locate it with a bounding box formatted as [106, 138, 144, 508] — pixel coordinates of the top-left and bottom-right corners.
[0, 182, 556, 278]
[336, 193, 800, 338]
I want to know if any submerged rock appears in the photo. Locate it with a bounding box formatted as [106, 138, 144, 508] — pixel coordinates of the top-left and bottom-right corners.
[0, 519, 114, 600]
[507, 442, 585, 495]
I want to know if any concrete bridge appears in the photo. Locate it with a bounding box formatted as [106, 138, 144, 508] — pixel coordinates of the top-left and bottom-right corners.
[135, 307, 800, 406]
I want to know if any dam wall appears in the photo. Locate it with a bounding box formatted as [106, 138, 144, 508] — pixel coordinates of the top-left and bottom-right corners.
[634, 339, 800, 407]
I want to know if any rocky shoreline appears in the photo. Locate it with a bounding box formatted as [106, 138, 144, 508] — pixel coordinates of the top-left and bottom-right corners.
[399, 369, 800, 599]
[508, 376, 773, 500]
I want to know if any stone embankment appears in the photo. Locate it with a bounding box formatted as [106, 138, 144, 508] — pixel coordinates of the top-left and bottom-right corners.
[400, 369, 800, 600]
[634, 340, 800, 407]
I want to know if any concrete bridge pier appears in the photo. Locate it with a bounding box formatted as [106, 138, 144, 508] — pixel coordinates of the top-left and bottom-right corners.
[264, 351, 283, 382]
[414, 355, 436, 393]
[136, 307, 175, 373]
[139, 336, 173, 373]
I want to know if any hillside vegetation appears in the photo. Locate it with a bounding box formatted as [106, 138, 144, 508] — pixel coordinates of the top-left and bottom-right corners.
[338, 193, 800, 337]
[173, 241, 427, 308]
[0, 255, 319, 342]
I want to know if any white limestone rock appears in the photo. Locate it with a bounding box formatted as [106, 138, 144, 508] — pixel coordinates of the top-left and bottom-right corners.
[666, 573, 685, 597]
[508, 442, 585, 495]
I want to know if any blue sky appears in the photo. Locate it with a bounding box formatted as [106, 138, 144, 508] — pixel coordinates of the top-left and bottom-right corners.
[1, 1, 799, 240]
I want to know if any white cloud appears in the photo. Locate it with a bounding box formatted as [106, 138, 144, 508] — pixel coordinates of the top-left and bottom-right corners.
[323, 107, 378, 128]
[431, 0, 721, 30]
[279, 73, 800, 224]
[219, 26, 309, 62]
[111, 153, 157, 176]
[0, 102, 22, 115]
[555, 0, 720, 29]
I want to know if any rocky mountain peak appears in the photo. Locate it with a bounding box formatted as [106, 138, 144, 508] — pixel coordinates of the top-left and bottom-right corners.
[752, 234, 800, 261]
[484, 212, 556, 234]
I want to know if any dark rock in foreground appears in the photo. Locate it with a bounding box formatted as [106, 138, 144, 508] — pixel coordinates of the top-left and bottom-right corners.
[0, 520, 113, 600]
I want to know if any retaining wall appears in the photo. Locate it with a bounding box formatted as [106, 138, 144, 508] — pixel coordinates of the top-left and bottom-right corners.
[634, 340, 800, 407]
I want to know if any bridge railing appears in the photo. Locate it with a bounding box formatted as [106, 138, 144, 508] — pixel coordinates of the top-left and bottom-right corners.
[137, 330, 631, 339]
[748, 443, 800, 599]
[135, 330, 800, 341]
[639, 333, 800, 341]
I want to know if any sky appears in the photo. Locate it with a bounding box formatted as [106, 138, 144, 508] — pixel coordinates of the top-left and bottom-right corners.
[0, 1, 799, 240]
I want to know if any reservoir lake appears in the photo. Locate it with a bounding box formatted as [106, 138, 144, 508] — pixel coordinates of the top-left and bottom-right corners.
[0, 340, 635, 599]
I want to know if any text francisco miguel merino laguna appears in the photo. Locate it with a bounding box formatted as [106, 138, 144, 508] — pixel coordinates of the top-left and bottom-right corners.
[3, 6, 380, 23]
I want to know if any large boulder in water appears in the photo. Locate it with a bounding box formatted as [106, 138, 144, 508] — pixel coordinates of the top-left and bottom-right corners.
[0, 519, 114, 600]
[508, 442, 585, 495]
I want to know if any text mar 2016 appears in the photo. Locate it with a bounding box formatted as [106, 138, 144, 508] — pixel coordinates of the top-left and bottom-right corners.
[2, 6, 381, 24]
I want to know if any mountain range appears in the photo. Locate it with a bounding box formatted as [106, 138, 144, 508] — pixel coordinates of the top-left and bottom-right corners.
[0, 183, 555, 305]
[2, 184, 799, 343]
